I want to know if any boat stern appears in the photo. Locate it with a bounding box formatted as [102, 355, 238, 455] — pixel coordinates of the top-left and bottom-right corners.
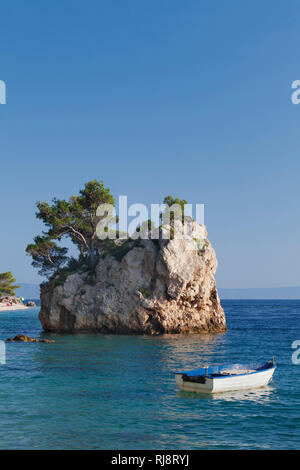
[174, 373, 214, 393]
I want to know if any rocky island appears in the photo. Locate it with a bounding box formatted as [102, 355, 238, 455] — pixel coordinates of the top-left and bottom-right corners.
[39, 220, 226, 334]
[26, 181, 226, 335]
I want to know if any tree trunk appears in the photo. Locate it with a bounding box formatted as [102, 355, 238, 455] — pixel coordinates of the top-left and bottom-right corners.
[89, 239, 96, 267]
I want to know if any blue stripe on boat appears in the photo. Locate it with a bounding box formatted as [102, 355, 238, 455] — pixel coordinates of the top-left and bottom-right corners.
[176, 360, 276, 379]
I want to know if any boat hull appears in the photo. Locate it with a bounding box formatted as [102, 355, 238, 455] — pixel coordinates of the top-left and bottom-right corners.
[175, 366, 275, 394]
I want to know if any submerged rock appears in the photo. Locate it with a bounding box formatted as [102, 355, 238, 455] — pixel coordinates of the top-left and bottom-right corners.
[40, 220, 226, 335]
[6, 334, 54, 343]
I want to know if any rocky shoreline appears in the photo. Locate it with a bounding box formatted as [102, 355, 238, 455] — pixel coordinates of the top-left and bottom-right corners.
[0, 296, 36, 311]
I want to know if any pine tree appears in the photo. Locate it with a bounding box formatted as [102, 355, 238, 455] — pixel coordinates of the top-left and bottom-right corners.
[30, 179, 115, 269]
[0, 272, 20, 297]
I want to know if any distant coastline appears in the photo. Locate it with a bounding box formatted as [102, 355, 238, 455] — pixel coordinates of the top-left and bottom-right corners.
[17, 283, 300, 301]
[219, 286, 300, 300]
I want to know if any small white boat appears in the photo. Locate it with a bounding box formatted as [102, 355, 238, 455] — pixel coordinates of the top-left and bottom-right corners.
[175, 359, 276, 394]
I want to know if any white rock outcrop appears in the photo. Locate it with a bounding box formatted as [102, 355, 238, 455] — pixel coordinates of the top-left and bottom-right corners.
[39, 221, 226, 334]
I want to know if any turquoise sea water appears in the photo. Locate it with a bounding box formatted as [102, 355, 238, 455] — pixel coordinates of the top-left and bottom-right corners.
[0, 300, 299, 450]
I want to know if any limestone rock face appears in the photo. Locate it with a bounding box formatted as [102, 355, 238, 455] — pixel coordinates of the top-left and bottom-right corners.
[39, 221, 226, 334]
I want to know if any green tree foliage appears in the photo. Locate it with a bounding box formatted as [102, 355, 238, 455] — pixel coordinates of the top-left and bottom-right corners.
[26, 180, 115, 278]
[27, 183, 189, 281]
[26, 236, 69, 278]
[161, 195, 188, 224]
[133, 219, 157, 239]
[0, 272, 20, 297]
[36, 180, 114, 266]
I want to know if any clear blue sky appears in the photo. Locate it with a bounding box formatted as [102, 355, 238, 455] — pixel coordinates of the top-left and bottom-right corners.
[1, 0, 300, 287]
